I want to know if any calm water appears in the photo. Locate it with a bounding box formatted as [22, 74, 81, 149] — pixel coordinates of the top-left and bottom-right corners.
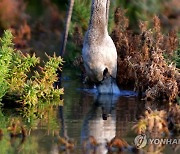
[0, 68, 179, 154]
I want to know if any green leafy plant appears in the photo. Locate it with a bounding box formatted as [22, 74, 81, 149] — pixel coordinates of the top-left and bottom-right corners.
[71, 0, 90, 33]
[0, 30, 14, 100]
[21, 54, 64, 107]
[0, 30, 64, 107]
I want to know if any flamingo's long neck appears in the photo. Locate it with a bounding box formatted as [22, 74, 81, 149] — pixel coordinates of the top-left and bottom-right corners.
[88, 0, 109, 39]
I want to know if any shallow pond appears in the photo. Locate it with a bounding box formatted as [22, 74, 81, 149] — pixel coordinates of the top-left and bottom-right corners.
[0, 68, 179, 154]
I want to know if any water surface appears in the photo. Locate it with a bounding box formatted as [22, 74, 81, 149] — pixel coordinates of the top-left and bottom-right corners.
[0, 68, 179, 154]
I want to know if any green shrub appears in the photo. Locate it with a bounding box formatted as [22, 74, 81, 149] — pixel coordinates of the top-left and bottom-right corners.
[115, 0, 164, 29]
[21, 54, 64, 107]
[0, 30, 14, 100]
[71, 0, 90, 33]
[0, 30, 64, 106]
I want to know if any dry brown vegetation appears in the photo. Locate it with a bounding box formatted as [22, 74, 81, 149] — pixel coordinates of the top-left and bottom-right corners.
[0, 1, 179, 102]
[168, 104, 180, 133]
[73, 7, 180, 102]
[0, 0, 31, 48]
[112, 8, 180, 102]
[132, 108, 169, 137]
[0, 0, 64, 57]
[106, 137, 129, 152]
[0, 0, 27, 29]
[132, 104, 180, 142]
[161, 0, 180, 31]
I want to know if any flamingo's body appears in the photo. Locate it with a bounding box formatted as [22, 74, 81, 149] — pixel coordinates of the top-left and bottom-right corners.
[82, 0, 117, 90]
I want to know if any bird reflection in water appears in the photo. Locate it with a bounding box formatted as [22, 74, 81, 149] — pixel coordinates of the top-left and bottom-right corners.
[81, 94, 117, 154]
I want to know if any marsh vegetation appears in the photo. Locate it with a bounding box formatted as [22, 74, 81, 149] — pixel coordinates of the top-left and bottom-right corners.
[0, 0, 179, 153]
